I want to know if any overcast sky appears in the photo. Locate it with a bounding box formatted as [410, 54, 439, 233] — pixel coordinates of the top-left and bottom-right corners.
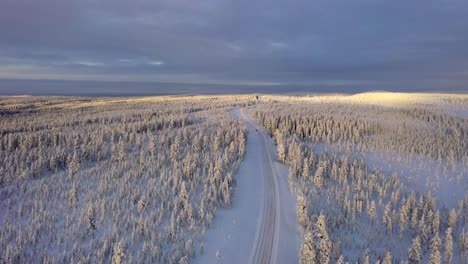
[1, 0, 468, 92]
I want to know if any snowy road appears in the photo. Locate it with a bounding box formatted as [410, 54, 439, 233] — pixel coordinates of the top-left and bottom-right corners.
[194, 109, 299, 264]
[244, 110, 281, 264]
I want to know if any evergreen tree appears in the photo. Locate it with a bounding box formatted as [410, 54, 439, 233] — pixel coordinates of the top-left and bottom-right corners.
[399, 203, 409, 236]
[408, 236, 422, 264]
[149, 135, 156, 158]
[299, 232, 316, 264]
[87, 204, 96, 233]
[383, 203, 392, 234]
[199, 199, 205, 221]
[313, 214, 331, 264]
[277, 139, 286, 162]
[112, 242, 125, 264]
[444, 227, 453, 264]
[68, 150, 80, 180]
[432, 210, 440, 235]
[313, 162, 324, 189]
[429, 232, 441, 264]
[368, 200, 376, 223]
[137, 198, 146, 212]
[221, 178, 231, 207]
[297, 196, 309, 227]
[459, 229, 468, 263]
[336, 255, 344, 264]
[303, 157, 310, 178]
[178, 255, 189, 264]
[447, 209, 457, 229]
[382, 251, 392, 264]
[139, 151, 145, 171]
[118, 136, 125, 163]
[69, 186, 78, 207]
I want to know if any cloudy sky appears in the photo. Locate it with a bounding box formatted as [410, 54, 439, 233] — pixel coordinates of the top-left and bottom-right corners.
[1, 0, 468, 93]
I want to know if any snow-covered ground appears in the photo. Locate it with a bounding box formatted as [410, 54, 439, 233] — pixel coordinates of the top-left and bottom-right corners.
[194, 109, 300, 264]
[363, 151, 467, 209]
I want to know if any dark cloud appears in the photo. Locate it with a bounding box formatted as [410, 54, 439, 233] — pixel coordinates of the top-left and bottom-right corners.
[1, 0, 468, 92]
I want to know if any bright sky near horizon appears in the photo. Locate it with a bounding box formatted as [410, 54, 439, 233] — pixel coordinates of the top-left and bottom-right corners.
[1, 0, 468, 93]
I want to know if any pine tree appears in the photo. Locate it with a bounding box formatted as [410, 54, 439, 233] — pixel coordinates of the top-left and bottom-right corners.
[136, 217, 145, 236]
[112, 242, 125, 264]
[368, 200, 376, 223]
[111, 142, 118, 162]
[314, 162, 324, 189]
[149, 135, 156, 158]
[299, 232, 316, 264]
[137, 198, 146, 212]
[399, 203, 409, 236]
[178, 255, 188, 264]
[136, 134, 142, 151]
[362, 252, 370, 264]
[383, 203, 392, 234]
[118, 136, 125, 163]
[221, 178, 231, 207]
[69, 186, 78, 207]
[408, 236, 422, 264]
[447, 209, 457, 229]
[68, 150, 80, 180]
[277, 140, 286, 163]
[382, 251, 392, 264]
[314, 214, 331, 264]
[167, 211, 176, 241]
[303, 157, 310, 178]
[459, 229, 468, 263]
[429, 232, 441, 264]
[444, 227, 453, 264]
[411, 207, 419, 230]
[297, 196, 309, 227]
[139, 151, 145, 171]
[179, 181, 190, 221]
[199, 199, 205, 221]
[432, 210, 440, 235]
[239, 134, 246, 158]
[87, 204, 96, 233]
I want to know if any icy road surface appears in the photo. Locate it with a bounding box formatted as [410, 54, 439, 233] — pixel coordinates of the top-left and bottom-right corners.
[194, 109, 300, 264]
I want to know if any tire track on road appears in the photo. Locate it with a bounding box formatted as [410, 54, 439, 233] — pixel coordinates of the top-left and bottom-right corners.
[241, 111, 281, 264]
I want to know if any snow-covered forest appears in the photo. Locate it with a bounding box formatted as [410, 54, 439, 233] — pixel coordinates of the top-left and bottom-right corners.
[0, 96, 254, 263]
[250, 93, 467, 263]
[0, 92, 467, 264]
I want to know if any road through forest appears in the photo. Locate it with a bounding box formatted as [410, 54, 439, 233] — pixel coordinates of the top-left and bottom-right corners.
[194, 108, 299, 264]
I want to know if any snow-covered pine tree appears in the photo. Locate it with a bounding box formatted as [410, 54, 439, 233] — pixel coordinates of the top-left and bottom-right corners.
[313, 214, 331, 264]
[68, 150, 80, 180]
[459, 229, 468, 263]
[112, 242, 125, 264]
[429, 232, 441, 264]
[382, 251, 392, 264]
[87, 204, 96, 233]
[69, 186, 78, 207]
[297, 196, 309, 227]
[444, 227, 453, 264]
[313, 162, 324, 189]
[118, 136, 125, 163]
[277, 138, 287, 162]
[447, 209, 457, 229]
[408, 236, 422, 264]
[299, 232, 316, 264]
[368, 200, 376, 223]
